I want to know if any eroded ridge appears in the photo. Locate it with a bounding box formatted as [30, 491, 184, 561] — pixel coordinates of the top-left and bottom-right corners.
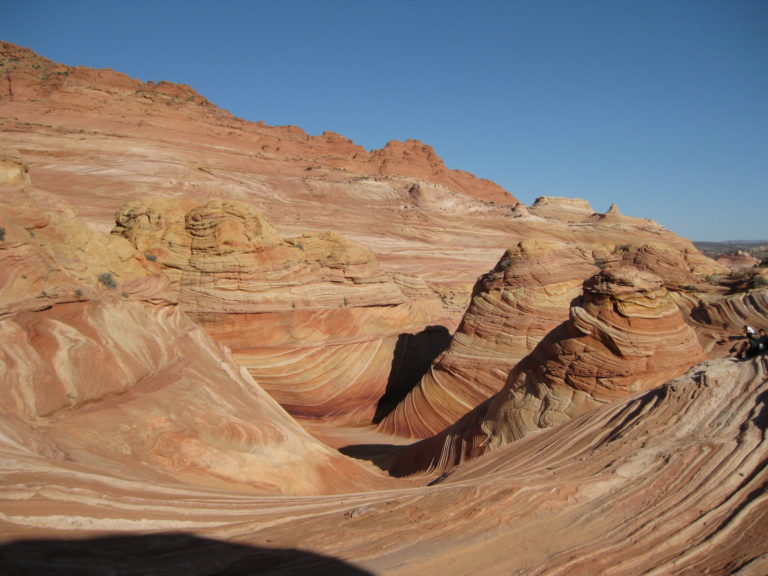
[386, 266, 706, 477]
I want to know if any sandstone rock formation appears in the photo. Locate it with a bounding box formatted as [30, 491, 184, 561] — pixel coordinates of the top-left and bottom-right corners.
[112, 197, 449, 424]
[717, 249, 761, 270]
[1, 356, 765, 574]
[387, 266, 706, 476]
[1, 39, 724, 314]
[0, 299, 388, 495]
[377, 240, 599, 438]
[0, 153, 388, 495]
[3, 40, 767, 573]
[377, 237, 732, 440]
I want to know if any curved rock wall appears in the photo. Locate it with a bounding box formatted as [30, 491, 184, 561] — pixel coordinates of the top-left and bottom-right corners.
[378, 240, 598, 437]
[387, 266, 706, 476]
[113, 198, 449, 423]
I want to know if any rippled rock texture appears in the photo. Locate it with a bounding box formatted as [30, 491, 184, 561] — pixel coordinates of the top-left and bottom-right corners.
[113, 197, 448, 423]
[1, 155, 391, 494]
[1, 39, 725, 314]
[2, 356, 765, 574]
[0, 300, 388, 495]
[388, 266, 706, 476]
[378, 240, 599, 438]
[2, 41, 768, 573]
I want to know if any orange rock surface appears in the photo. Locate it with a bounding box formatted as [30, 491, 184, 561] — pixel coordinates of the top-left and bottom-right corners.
[0, 40, 723, 308]
[387, 267, 707, 476]
[111, 197, 448, 423]
[2, 41, 768, 574]
[0, 155, 388, 495]
[1, 357, 765, 574]
[378, 240, 599, 438]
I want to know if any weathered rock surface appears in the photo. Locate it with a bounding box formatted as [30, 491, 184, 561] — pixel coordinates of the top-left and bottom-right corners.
[0, 154, 393, 495]
[1, 356, 765, 574]
[717, 250, 761, 270]
[0, 299, 389, 495]
[1, 40, 725, 315]
[378, 240, 599, 437]
[3, 41, 768, 574]
[387, 266, 706, 476]
[112, 197, 449, 423]
[377, 237, 732, 439]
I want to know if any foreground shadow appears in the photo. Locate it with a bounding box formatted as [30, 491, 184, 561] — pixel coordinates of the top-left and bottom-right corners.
[373, 325, 451, 423]
[0, 532, 372, 576]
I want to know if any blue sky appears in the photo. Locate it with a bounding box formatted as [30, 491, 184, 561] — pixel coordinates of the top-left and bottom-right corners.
[2, 0, 767, 241]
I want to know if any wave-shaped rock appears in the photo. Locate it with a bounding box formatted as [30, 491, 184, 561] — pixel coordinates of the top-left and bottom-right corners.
[1, 356, 764, 573]
[113, 198, 448, 422]
[386, 266, 706, 476]
[0, 168, 387, 495]
[0, 299, 387, 495]
[377, 240, 598, 437]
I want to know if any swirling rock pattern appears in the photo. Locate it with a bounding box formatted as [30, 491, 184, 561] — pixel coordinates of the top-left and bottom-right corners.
[378, 240, 598, 438]
[3, 40, 729, 313]
[1, 357, 765, 574]
[0, 170, 387, 495]
[387, 266, 706, 476]
[0, 299, 389, 495]
[113, 198, 448, 423]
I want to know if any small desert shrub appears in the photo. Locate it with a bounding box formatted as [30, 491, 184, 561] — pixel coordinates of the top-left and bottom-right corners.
[0, 226, 5, 241]
[594, 258, 608, 269]
[98, 272, 117, 289]
[144, 252, 157, 262]
[617, 244, 630, 252]
[74, 288, 84, 300]
[683, 284, 697, 292]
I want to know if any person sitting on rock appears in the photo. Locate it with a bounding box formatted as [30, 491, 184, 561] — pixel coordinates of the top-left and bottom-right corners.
[758, 328, 768, 354]
[736, 332, 762, 360]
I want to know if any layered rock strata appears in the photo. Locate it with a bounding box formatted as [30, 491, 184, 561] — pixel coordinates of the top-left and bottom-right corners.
[2, 40, 727, 313]
[377, 240, 599, 438]
[0, 300, 387, 495]
[113, 198, 449, 423]
[1, 357, 765, 574]
[0, 158, 387, 495]
[387, 266, 706, 476]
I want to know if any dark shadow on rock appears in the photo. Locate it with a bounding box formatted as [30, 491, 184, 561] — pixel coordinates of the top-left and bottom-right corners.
[372, 325, 451, 424]
[339, 443, 401, 470]
[753, 386, 768, 431]
[0, 532, 372, 576]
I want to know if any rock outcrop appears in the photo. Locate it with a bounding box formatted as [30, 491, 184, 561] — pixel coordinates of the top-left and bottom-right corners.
[377, 240, 599, 438]
[2, 41, 767, 573]
[387, 266, 706, 476]
[113, 197, 448, 423]
[2, 357, 765, 574]
[2, 39, 724, 313]
[0, 157, 388, 495]
[0, 299, 388, 495]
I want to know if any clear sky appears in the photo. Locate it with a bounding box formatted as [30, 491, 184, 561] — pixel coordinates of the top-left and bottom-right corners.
[2, 0, 767, 241]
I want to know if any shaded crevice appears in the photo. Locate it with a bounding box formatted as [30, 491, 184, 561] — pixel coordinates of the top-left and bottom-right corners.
[372, 325, 450, 423]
